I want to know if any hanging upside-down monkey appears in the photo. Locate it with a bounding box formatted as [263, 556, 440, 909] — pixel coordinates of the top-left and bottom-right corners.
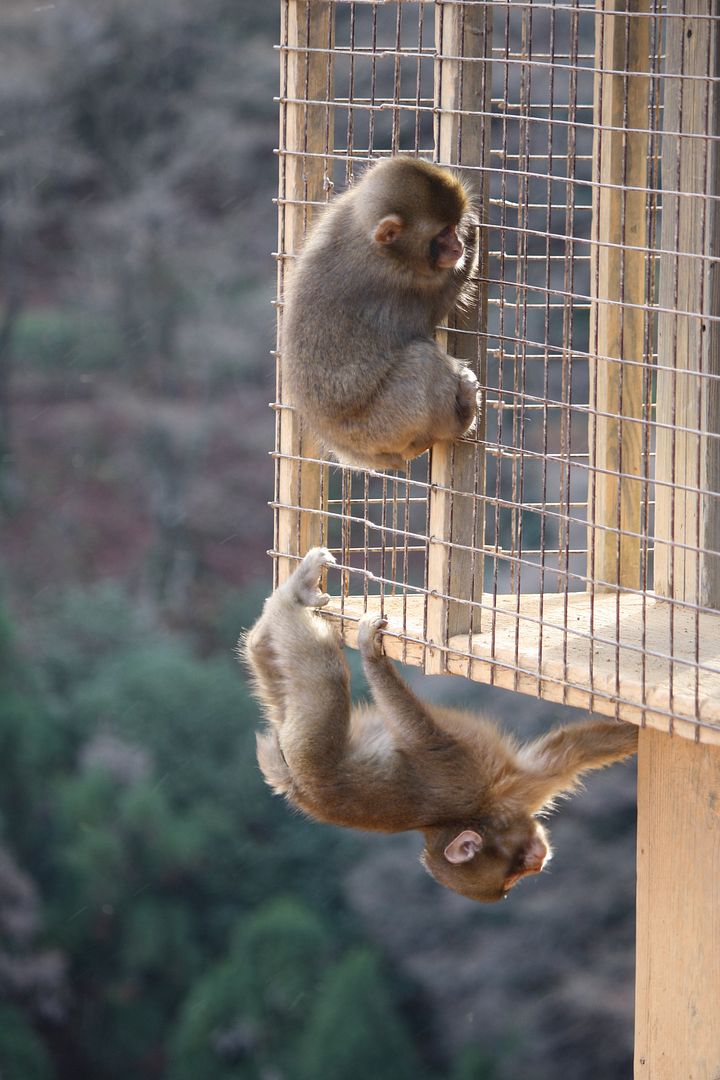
[282, 157, 480, 470]
[242, 549, 638, 903]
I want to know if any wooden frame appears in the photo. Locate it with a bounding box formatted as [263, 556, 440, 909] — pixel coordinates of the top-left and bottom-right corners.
[587, 0, 650, 591]
[275, 0, 334, 586]
[274, 1, 720, 1073]
[272, 0, 720, 745]
[635, 1, 720, 1072]
[425, 0, 492, 672]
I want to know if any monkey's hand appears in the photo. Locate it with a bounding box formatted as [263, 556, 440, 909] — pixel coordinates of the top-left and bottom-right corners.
[455, 367, 480, 432]
[288, 547, 336, 607]
[358, 614, 388, 660]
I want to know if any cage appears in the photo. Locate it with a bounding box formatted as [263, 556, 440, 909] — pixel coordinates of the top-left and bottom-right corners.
[272, 1, 720, 1074]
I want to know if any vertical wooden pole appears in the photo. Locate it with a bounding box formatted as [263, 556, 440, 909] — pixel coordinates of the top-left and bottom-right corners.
[425, 0, 492, 673]
[653, 0, 720, 609]
[634, 729, 720, 1078]
[275, 1, 334, 585]
[587, 0, 650, 591]
[636, 3, 720, 1075]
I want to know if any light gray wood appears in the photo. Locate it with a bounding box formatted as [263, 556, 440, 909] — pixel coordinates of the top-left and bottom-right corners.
[275, 1, 334, 585]
[425, 0, 492, 672]
[587, 0, 651, 591]
[323, 590, 720, 743]
[635, 728, 720, 1077]
[654, 0, 720, 609]
[636, 4, 720, 1075]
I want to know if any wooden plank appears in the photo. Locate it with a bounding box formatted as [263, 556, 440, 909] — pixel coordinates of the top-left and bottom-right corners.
[654, 0, 720, 609]
[425, 0, 492, 671]
[275, 1, 334, 585]
[321, 591, 720, 744]
[586, 0, 650, 591]
[635, 728, 720, 1078]
[636, 6, 720, 1075]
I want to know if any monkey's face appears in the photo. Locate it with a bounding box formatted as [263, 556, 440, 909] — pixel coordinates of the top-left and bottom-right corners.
[422, 818, 551, 903]
[374, 212, 468, 278]
[363, 157, 472, 279]
[429, 223, 465, 269]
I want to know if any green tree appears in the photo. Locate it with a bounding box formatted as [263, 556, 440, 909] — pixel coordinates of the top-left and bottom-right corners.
[300, 948, 425, 1080]
[451, 1045, 499, 1080]
[59, 631, 353, 914]
[169, 898, 332, 1080]
[0, 1005, 54, 1080]
[0, 603, 58, 857]
[24, 589, 354, 1076]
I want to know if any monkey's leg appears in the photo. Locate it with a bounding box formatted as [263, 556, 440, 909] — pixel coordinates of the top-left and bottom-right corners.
[243, 547, 336, 725]
[331, 342, 478, 468]
[242, 622, 287, 729]
[357, 615, 448, 750]
[254, 549, 354, 785]
[519, 720, 638, 809]
[378, 342, 478, 456]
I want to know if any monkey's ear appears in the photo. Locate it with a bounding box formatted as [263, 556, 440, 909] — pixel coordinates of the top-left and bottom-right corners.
[444, 830, 483, 864]
[374, 215, 405, 245]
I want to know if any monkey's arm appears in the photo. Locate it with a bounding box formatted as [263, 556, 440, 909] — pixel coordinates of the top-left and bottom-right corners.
[357, 615, 449, 749]
[516, 720, 638, 811]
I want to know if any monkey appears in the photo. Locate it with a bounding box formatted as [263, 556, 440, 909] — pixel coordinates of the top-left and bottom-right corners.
[241, 548, 639, 904]
[282, 157, 480, 471]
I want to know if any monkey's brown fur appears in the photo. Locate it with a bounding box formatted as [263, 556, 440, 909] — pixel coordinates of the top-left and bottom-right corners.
[242, 549, 638, 903]
[282, 157, 480, 470]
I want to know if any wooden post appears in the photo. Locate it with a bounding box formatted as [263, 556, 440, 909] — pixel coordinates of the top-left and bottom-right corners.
[587, 0, 650, 591]
[636, 3, 720, 1075]
[425, 0, 492, 673]
[653, 0, 720, 609]
[635, 729, 720, 1078]
[275, 1, 334, 585]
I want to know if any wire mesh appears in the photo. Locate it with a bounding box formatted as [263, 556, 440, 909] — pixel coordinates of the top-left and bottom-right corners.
[273, 0, 720, 741]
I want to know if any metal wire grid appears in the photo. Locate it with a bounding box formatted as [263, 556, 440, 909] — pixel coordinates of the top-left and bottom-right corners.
[273, 0, 720, 737]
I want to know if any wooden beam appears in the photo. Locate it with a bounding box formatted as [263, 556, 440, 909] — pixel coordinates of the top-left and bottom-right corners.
[635, 4, 720, 1073]
[425, 0, 492, 672]
[324, 591, 720, 744]
[275, 1, 334, 585]
[654, 0, 720, 609]
[587, 0, 651, 591]
[635, 728, 720, 1078]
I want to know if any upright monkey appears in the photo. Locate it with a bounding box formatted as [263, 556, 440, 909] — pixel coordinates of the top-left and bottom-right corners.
[243, 549, 638, 903]
[282, 157, 480, 470]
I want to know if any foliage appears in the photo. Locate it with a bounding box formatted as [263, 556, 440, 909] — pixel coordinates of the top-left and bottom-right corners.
[169, 898, 332, 1080]
[0, 577, 434, 1078]
[0, 1005, 54, 1080]
[0, 604, 58, 856]
[14, 310, 122, 373]
[299, 948, 427, 1080]
[451, 1045, 500, 1080]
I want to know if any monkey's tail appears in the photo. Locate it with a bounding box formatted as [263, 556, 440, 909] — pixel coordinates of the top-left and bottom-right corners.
[256, 729, 294, 796]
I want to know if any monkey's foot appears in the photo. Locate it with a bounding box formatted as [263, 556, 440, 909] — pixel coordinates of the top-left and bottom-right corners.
[290, 547, 336, 607]
[455, 367, 480, 432]
[358, 614, 388, 659]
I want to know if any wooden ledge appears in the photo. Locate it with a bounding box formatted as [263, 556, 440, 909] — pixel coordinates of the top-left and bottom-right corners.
[321, 592, 720, 745]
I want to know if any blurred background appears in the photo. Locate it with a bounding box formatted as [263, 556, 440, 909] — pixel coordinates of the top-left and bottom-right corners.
[0, 1, 636, 1077]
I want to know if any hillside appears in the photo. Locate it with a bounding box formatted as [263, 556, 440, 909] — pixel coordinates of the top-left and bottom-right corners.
[0, 2, 636, 1078]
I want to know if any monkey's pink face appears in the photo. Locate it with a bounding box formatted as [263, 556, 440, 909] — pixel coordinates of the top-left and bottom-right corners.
[423, 818, 551, 903]
[430, 224, 465, 269]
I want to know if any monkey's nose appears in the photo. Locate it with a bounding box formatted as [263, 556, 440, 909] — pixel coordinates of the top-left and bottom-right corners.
[524, 837, 549, 873]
